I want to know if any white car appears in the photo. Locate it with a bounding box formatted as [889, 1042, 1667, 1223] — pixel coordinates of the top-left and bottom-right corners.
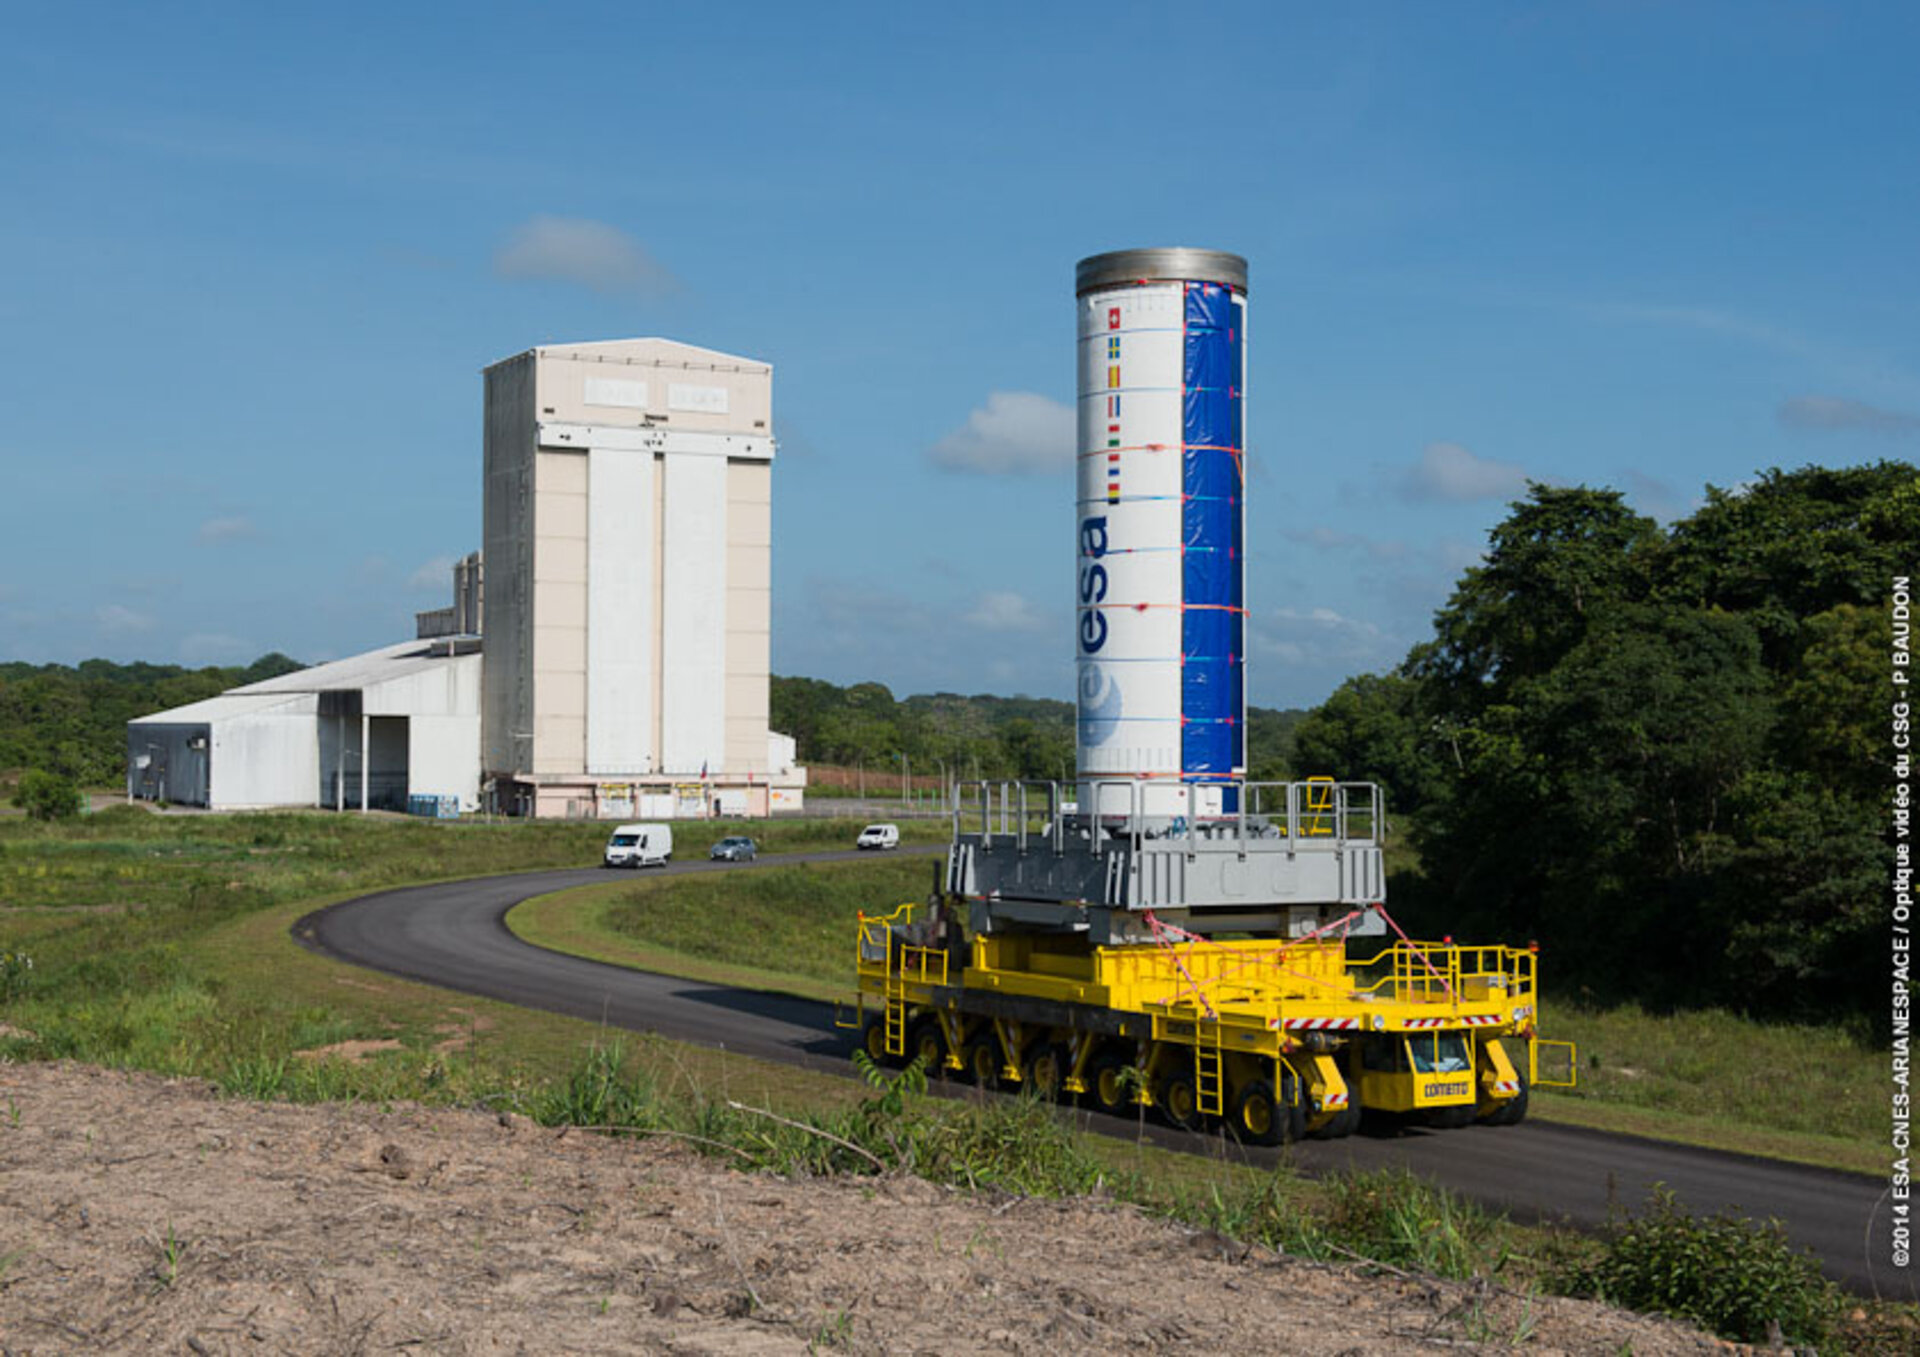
[855, 823, 900, 851]
[604, 823, 672, 868]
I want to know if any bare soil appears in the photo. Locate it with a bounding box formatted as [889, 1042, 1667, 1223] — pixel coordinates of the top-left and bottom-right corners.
[0, 1063, 1722, 1355]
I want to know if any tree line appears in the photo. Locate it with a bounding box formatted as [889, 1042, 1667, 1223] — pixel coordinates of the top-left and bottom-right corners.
[1292, 461, 1915, 1025]
[770, 678, 1307, 787]
[0, 655, 1307, 797]
[0, 654, 305, 789]
[9, 456, 1904, 1027]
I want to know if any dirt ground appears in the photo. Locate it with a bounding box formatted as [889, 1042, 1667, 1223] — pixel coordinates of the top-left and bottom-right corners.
[0, 1063, 1723, 1355]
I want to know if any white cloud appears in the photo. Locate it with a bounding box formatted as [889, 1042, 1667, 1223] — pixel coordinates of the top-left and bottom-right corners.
[1778, 395, 1920, 435]
[963, 591, 1046, 633]
[197, 515, 258, 543]
[1249, 605, 1401, 673]
[1586, 301, 1919, 394]
[1619, 468, 1689, 523]
[96, 604, 154, 634]
[1393, 442, 1529, 504]
[407, 556, 455, 592]
[1283, 526, 1411, 561]
[1591, 302, 1816, 357]
[776, 575, 1068, 703]
[493, 215, 676, 296]
[180, 633, 253, 665]
[928, 392, 1075, 475]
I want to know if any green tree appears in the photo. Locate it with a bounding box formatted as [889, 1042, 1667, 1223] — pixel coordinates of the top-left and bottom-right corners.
[1412, 607, 1778, 999]
[1712, 771, 1886, 1020]
[1291, 672, 1441, 813]
[998, 718, 1073, 783]
[14, 768, 82, 820]
[1775, 603, 1886, 805]
[1417, 484, 1662, 714]
[1660, 461, 1920, 665]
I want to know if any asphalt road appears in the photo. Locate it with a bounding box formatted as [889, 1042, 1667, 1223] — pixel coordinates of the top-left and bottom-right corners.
[294, 850, 1907, 1299]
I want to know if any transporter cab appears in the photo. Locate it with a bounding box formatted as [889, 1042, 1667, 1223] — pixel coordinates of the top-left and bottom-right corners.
[848, 778, 1576, 1143]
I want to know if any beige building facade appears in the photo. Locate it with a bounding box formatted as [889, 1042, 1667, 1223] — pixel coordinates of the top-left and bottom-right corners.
[481, 339, 804, 819]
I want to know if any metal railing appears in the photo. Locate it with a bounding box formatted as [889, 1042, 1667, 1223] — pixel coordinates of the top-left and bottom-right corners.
[1346, 940, 1538, 1006]
[953, 778, 1385, 857]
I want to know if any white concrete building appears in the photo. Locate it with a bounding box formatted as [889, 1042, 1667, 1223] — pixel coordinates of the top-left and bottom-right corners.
[126, 639, 482, 812]
[125, 336, 805, 819]
[481, 339, 804, 819]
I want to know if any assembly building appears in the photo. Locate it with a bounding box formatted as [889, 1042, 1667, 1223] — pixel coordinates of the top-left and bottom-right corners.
[127, 339, 806, 819]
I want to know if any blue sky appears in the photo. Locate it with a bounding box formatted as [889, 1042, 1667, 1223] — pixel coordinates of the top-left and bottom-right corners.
[3, 2, 1915, 709]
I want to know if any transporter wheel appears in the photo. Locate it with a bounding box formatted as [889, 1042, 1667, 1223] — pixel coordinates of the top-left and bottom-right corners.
[1311, 1101, 1362, 1140]
[905, 1015, 948, 1076]
[1228, 1079, 1284, 1147]
[1022, 1042, 1073, 1102]
[1158, 1068, 1203, 1132]
[961, 1034, 1003, 1092]
[860, 1017, 896, 1067]
[1481, 1068, 1530, 1127]
[1085, 1050, 1136, 1117]
[1281, 1067, 1307, 1144]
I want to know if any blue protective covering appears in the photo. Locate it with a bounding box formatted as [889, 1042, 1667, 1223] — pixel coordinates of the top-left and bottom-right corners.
[1181, 281, 1244, 778]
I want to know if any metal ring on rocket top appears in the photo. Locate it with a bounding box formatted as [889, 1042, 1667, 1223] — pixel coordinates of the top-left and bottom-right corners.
[1075, 248, 1249, 296]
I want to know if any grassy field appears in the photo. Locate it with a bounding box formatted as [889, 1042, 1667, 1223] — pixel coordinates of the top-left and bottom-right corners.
[0, 806, 1548, 1260]
[0, 808, 925, 1090]
[508, 856, 1887, 1176]
[509, 856, 935, 1003]
[2, 808, 1909, 1348]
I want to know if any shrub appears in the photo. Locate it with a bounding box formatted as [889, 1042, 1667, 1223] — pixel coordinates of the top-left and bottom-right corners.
[0, 950, 32, 1002]
[1574, 1186, 1840, 1345]
[13, 769, 82, 821]
[530, 1040, 662, 1131]
[1317, 1167, 1502, 1280]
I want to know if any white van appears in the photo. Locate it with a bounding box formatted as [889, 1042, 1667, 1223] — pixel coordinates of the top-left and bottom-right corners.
[604, 823, 673, 868]
[855, 823, 900, 851]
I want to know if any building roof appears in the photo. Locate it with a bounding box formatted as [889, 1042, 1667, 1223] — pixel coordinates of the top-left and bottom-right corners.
[233, 639, 471, 695]
[127, 690, 312, 728]
[130, 639, 477, 726]
[483, 337, 769, 374]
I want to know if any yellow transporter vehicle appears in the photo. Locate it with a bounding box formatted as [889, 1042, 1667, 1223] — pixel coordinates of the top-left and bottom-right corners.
[852, 779, 1573, 1143]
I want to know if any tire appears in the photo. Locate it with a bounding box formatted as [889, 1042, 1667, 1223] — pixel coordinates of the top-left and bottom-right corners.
[860, 1016, 894, 1066]
[1426, 1102, 1478, 1130]
[961, 1034, 1003, 1091]
[1085, 1049, 1136, 1116]
[905, 1014, 947, 1075]
[1158, 1066, 1203, 1132]
[1022, 1042, 1074, 1102]
[1314, 1101, 1362, 1139]
[1229, 1078, 1284, 1146]
[1481, 1067, 1530, 1127]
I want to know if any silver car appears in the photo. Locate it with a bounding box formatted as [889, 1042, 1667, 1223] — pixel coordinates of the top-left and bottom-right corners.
[709, 836, 757, 862]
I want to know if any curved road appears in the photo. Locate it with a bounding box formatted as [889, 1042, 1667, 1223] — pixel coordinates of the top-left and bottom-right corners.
[294, 851, 1906, 1298]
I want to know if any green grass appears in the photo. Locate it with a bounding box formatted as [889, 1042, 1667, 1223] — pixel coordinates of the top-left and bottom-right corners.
[1529, 1003, 1884, 1175]
[509, 853, 1886, 1176]
[510, 856, 937, 1002]
[0, 809, 919, 1109]
[0, 810, 1908, 1350]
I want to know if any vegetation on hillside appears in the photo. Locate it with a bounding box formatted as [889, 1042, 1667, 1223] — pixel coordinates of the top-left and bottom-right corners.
[1, 652, 1305, 797]
[1293, 461, 1916, 1024]
[0, 652, 305, 787]
[771, 678, 1307, 784]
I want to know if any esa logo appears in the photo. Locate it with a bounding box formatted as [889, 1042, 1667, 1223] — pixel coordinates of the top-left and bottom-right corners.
[1078, 515, 1108, 654]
